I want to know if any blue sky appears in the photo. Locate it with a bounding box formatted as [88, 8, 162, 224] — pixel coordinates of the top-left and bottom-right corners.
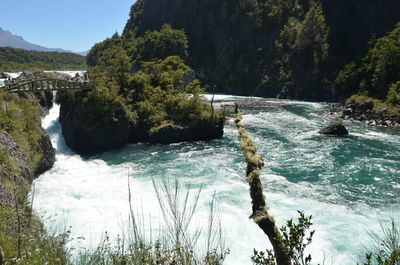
[0, 0, 135, 52]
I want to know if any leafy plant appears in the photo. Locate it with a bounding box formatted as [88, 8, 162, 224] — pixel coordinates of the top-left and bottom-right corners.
[251, 211, 314, 265]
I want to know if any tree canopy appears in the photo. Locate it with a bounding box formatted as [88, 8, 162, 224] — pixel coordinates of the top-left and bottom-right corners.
[0, 47, 86, 71]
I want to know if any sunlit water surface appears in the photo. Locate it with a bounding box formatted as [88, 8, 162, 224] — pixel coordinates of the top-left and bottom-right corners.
[34, 95, 400, 264]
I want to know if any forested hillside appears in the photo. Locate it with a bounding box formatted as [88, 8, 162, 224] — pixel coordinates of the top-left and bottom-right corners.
[0, 47, 86, 71]
[122, 0, 400, 102]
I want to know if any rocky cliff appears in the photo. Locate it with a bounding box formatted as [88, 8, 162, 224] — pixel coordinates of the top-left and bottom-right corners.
[0, 90, 55, 207]
[123, 0, 400, 101]
[58, 90, 131, 154]
[0, 90, 61, 264]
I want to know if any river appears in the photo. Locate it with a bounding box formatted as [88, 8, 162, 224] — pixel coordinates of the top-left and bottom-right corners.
[34, 95, 400, 264]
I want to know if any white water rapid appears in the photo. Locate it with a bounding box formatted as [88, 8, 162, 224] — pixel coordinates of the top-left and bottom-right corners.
[34, 97, 399, 265]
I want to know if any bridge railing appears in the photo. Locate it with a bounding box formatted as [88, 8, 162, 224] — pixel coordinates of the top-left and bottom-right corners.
[2, 78, 93, 93]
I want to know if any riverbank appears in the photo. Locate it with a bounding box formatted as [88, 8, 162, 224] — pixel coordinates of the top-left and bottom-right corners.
[0, 86, 66, 263]
[339, 95, 400, 128]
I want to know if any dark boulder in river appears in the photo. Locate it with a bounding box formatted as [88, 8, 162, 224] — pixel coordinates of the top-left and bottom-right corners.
[318, 123, 349, 136]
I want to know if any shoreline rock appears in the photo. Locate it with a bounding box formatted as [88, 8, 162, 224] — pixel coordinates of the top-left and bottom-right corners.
[145, 119, 224, 144]
[340, 101, 400, 128]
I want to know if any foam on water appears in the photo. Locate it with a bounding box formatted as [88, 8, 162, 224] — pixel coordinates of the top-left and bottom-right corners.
[4, 72, 22, 78]
[202, 94, 262, 102]
[33, 97, 400, 265]
[44, 70, 86, 77]
[3, 71, 85, 82]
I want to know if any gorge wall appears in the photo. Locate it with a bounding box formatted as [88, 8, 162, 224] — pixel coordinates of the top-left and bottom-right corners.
[123, 0, 400, 101]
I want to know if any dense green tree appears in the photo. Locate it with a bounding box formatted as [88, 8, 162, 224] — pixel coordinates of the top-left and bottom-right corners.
[386, 81, 400, 105]
[273, 0, 329, 99]
[128, 56, 216, 129]
[91, 44, 132, 90]
[362, 23, 400, 99]
[336, 22, 400, 102]
[0, 47, 86, 71]
[87, 24, 188, 77]
[75, 24, 224, 146]
[128, 24, 189, 62]
[86, 33, 122, 67]
[122, 0, 400, 101]
[295, 0, 329, 68]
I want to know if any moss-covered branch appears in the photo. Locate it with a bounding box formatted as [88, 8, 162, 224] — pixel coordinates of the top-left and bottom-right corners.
[234, 104, 291, 265]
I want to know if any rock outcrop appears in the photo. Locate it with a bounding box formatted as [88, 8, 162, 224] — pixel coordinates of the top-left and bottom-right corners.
[34, 130, 56, 175]
[0, 130, 32, 180]
[318, 123, 349, 136]
[38, 91, 54, 116]
[0, 128, 55, 208]
[0, 129, 55, 181]
[58, 91, 131, 154]
[144, 119, 224, 144]
[58, 89, 225, 154]
[1, 88, 56, 209]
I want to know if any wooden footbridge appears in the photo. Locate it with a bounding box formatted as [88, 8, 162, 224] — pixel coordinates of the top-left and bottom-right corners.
[1, 79, 93, 93]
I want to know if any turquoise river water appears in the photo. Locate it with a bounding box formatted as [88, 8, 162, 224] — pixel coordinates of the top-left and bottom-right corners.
[34, 95, 400, 264]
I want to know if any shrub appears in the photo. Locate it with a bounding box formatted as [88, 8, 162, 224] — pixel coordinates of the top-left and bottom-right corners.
[386, 81, 400, 106]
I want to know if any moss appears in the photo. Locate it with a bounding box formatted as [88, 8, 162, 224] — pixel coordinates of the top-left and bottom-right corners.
[247, 169, 261, 183]
[148, 120, 182, 135]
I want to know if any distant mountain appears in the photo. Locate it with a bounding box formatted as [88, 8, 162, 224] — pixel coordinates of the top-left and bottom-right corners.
[0, 27, 86, 55]
[77, 50, 89, 56]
